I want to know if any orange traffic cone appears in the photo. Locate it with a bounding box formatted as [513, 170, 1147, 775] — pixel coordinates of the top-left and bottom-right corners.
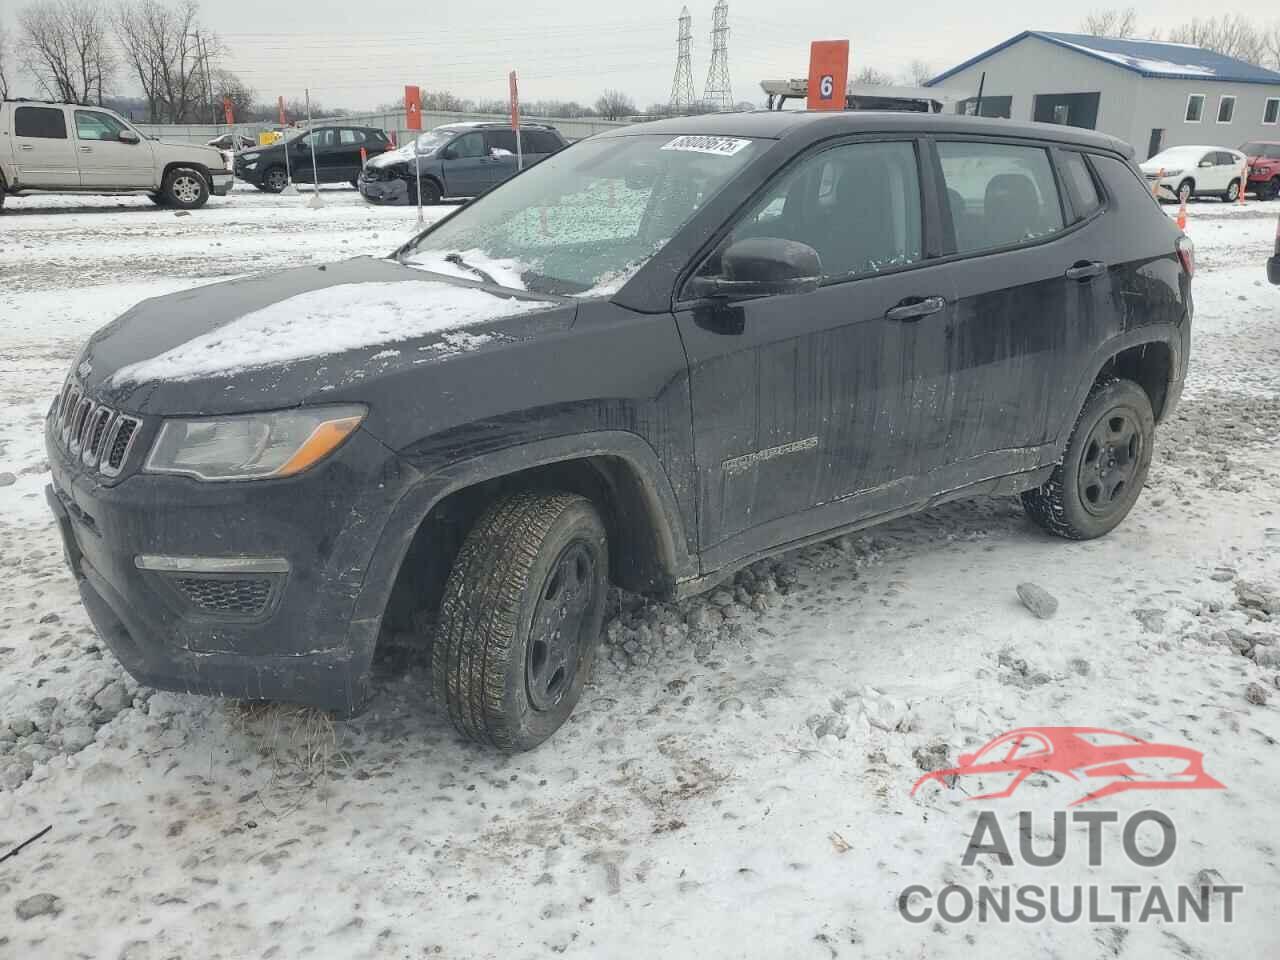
[1176, 198, 1188, 231]
[360, 146, 367, 168]
[1238, 166, 1247, 205]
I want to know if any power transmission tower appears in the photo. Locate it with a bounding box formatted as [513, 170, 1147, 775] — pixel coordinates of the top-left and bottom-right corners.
[669, 6, 696, 113]
[701, 0, 732, 111]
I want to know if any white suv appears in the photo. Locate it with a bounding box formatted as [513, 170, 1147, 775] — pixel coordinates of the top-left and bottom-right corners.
[0, 99, 233, 211]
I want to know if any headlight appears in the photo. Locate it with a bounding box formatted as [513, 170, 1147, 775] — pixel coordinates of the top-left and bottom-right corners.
[242, 152, 261, 162]
[144, 405, 365, 481]
[1162, 168, 1183, 178]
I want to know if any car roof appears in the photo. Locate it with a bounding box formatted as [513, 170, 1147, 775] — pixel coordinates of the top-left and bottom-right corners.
[434, 121, 559, 132]
[596, 110, 1133, 155]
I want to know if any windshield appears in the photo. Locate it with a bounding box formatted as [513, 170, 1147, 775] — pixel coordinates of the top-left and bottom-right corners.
[1241, 142, 1280, 159]
[414, 128, 455, 156]
[401, 133, 763, 296]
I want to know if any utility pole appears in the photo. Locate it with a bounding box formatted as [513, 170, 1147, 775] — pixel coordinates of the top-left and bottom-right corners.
[193, 31, 217, 126]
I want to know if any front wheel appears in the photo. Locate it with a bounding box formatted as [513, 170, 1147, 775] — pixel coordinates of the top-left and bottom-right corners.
[1022, 378, 1155, 540]
[162, 167, 209, 209]
[1176, 179, 1194, 204]
[432, 491, 609, 751]
[260, 166, 289, 193]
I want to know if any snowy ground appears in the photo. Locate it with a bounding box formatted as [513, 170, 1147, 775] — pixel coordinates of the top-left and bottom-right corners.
[2, 188, 1279, 959]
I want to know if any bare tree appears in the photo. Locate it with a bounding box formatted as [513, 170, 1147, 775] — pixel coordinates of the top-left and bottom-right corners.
[1261, 21, 1280, 70]
[1166, 15, 1267, 65]
[852, 66, 894, 86]
[0, 26, 12, 100]
[18, 0, 116, 104]
[904, 59, 934, 86]
[1081, 8, 1139, 39]
[114, 0, 216, 123]
[421, 89, 465, 112]
[594, 89, 635, 121]
[213, 69, 254, 122]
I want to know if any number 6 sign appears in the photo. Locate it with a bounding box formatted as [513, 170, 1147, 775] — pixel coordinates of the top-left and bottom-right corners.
[808, 40, 850, 112]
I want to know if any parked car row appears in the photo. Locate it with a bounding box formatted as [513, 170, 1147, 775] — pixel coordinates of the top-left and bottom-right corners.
[1140, 141, 1280, 202]
[234, 125, 394, 192]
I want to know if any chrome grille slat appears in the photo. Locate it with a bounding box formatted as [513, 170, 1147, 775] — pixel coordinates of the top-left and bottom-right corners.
[51, 379, 143, 478]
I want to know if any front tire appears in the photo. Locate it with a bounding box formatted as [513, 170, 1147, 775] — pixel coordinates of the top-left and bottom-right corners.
[1022, 378, 1155, 540]
[162, 167, 209, 209]
[433, 491, 609, 751]
[1176, 179, 1194, 204]
[260, 166, 289, 193]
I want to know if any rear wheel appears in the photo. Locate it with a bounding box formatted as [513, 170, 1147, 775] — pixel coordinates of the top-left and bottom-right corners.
[1226, 179, 1240, 202]
[162, 167, 209, 209]
[1022, 378, 1154, 540]
[432, 491, 609, 751]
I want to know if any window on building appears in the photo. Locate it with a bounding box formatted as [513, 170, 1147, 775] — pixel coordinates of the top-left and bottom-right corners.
[1217, 96, 1236, 123]
[937, 141, 1065, 254]
[955, 96, 1012, 119]
[14, 106, 68, 139]
[1060, 152, 1103, 219]
[1264, 98, 1279, 125]
[1185, 94, 1205, 123]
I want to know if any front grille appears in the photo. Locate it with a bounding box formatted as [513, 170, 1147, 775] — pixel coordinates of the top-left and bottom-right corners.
[51, 379, 142, 477]
[172, 575, 274, 616]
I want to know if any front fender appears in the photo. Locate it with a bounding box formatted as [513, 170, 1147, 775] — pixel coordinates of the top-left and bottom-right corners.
[350, 430, 697, 624]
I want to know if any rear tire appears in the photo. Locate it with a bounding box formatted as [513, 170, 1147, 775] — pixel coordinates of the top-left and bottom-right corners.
[432, 491, 609, 751]
[1021, 378, 1155, 540]
[162, 167, 209, 209]
[1226, 179, 1240, 202]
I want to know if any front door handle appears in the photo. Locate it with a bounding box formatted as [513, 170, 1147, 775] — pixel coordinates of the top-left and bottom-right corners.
[19, 143, 34, 151]
[885, 296, 946, 322]
[80, 145, 92, 153]
[1065, 260, 1106, 281]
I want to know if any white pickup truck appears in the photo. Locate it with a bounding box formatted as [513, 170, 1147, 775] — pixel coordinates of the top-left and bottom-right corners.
[0, 99, 233, 210]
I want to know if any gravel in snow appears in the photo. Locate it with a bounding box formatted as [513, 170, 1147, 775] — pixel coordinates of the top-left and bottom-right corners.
[1, 190, 1279, 958]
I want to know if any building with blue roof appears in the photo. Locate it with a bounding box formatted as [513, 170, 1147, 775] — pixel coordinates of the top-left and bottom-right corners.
[927, 31, 1280, 157]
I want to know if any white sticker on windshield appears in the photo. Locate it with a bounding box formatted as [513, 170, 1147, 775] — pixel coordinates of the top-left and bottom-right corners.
[660, 135, 752, 157]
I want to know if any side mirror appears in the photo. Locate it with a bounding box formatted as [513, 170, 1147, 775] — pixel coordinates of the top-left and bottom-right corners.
[1199, 159, 1213, 168]
[687, 237, 822, 300]
[118, 128, 140, 144]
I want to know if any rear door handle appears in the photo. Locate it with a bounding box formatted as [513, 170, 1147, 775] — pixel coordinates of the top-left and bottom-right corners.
[19, 143, 34, 151]
[1065, 260, 1106, 281]
[885, 296, 947, 322]
[80, 145, 92, 153]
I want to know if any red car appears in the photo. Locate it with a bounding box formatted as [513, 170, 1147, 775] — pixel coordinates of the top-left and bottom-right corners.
[1242, 140, 1280, 200]
[911, 726, 1224, 806]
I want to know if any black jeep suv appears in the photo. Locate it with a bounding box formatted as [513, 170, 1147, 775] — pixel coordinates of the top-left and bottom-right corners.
[47, 112, 1191, 751]
[235, 124, 392, 192]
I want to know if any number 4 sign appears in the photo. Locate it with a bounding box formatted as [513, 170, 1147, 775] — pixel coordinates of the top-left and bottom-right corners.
[807, 40, 850, 112]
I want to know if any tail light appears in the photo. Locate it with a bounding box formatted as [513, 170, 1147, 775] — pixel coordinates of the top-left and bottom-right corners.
[1176, 235, 1194, 276]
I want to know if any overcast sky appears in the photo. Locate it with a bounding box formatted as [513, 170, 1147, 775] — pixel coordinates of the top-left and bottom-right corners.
[6, 1, 1280, 111]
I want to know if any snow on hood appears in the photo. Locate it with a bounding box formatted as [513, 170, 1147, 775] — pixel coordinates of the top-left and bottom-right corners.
[110, 281, 548, 385]
[367, 145, 416, 168]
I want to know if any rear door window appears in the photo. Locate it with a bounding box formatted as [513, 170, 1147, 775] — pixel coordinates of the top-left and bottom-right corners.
[15, 106, 68, 139]
[525, 131, 561, 154]
[338, 129, 367, 145]
[484, 129, 518, 154]
[937, 141, 1065, 254]
[1060, 151, 1103, 219]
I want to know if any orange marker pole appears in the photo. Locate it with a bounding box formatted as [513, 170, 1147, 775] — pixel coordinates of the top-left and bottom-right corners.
[1176, 198, 1187, 231]
[1238, 162, 1247, 205]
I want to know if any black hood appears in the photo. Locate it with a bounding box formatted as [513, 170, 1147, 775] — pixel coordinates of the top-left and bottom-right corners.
[79, 257, 573, 420]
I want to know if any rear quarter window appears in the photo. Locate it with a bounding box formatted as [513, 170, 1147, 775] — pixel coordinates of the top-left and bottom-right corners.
[15, 106, 68, 139]
[1060, 151, 1103, 220]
